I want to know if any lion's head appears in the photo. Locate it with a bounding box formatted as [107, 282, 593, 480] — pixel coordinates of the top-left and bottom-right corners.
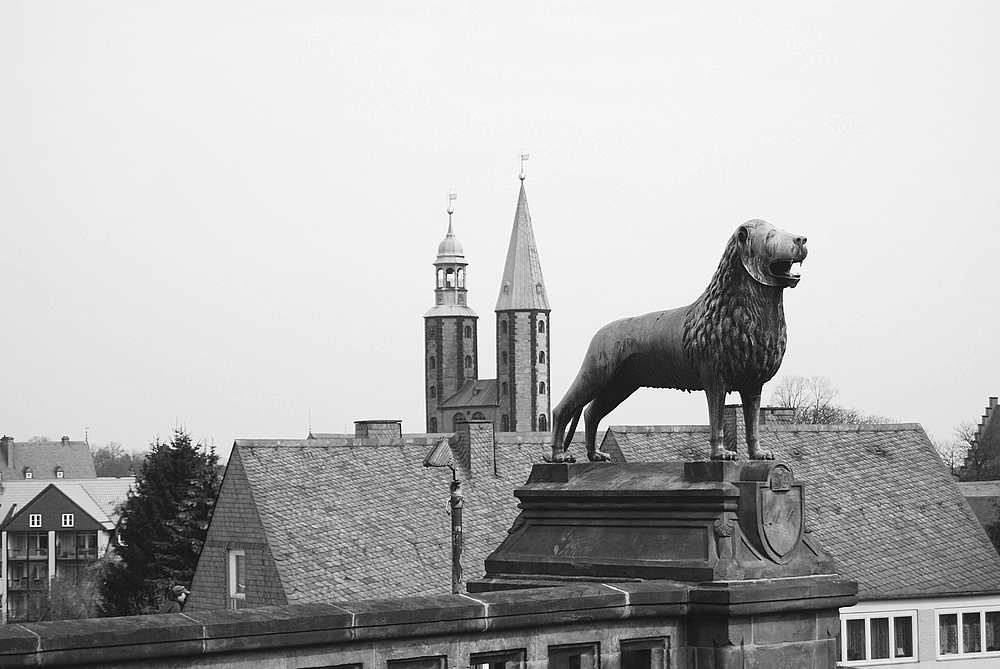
[737, 219, 808, 288]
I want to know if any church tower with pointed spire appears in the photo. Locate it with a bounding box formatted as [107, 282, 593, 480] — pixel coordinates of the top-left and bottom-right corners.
[495, 172, 551, 432]
[424, 203, 478, 433]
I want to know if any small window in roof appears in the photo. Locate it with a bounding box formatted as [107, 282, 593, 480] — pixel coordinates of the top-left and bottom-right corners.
[55, 467, 64, 479]
[24, 467, 33, 479]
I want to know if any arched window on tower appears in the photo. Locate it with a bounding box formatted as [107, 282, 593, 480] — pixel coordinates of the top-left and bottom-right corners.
[464, 326, 472, 339]
[429, 356, 436, 369]
[446, 268, 456, 288]
[501, 351, 508, 365]
[465, 355, 472, 369]
[501, 414, 510, 431]
[539, 414, 548, 431]
[538, 351, 545, 364]
[539, 382, 546, 395]
[539, 321, 546, 333]
[457, 268, 465, 288]
[430, 417, 438, 432]
[502, 382, 508, 396]
[429, 386, 436, 399]
[437, 269, 444, 288]
[501, 320, 508, 335]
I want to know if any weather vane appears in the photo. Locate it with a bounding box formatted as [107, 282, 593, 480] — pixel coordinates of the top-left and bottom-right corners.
[447, 191, 457, 219]
[520, 153, 529, 180]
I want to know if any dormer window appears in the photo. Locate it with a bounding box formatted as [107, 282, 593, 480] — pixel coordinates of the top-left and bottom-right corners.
[24, 467, 33, 479]
[55, 467, 64, 479]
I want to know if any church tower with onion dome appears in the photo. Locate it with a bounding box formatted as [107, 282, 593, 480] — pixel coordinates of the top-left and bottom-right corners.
[495, 168, 551, 432]
[424, 202, 479, 433]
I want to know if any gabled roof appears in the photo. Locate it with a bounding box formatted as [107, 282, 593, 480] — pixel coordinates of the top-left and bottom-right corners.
[0, 477, 133, 530]
[0, 439, 96, 480]
[212, 432, 567, 604]
[438, 379, 498, 409]
[495, 182, 550, 312]
[601, 422, 1000, 600]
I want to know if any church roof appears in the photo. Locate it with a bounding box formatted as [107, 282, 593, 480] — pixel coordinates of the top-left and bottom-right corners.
[600, 422, 1000, 601]
[438, 379, 498, 409]
[495, 182, 550, 312]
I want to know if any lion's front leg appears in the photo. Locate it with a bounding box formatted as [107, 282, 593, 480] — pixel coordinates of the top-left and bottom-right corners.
[741, 391, 774, 460]
[706, 387, 737, 460]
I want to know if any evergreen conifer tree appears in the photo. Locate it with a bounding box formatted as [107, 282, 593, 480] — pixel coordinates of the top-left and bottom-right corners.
[99, 428, 220, 616]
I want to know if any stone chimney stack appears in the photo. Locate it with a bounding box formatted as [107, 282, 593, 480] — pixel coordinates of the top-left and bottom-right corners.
[354, 420, 402, 440]
[61, 436, 70, 445]
[0, 436, 12, 469]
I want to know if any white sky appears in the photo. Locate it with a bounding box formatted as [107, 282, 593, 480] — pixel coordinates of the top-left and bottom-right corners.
[1, 2, 997, 458]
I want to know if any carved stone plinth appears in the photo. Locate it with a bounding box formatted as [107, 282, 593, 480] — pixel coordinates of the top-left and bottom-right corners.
[469, 461, 837, 589]
[468, 461, 856, 669]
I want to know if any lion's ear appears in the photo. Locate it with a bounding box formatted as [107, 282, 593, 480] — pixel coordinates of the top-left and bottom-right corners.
[738, 226, 749, 245]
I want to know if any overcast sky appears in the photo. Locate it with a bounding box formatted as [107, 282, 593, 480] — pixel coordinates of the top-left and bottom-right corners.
[1, 2, 997, 458]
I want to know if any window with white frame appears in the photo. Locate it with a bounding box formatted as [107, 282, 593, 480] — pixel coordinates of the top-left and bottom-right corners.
[228, 549, 246, 609]
[938, 607, 1000, 657]
[28, 514, 41, 528]
[61, 513, 74, 527]
[840, 612, 915, 664]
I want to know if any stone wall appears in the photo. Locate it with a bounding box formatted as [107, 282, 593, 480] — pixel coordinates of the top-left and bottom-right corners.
[0, 577, 850, 669]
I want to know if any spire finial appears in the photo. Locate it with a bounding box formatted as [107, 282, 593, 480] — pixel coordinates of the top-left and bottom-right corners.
[519, 153, 529, 181]
[447, 191, 457, 226]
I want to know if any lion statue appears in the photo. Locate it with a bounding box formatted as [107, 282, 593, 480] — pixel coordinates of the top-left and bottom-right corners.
[550, 219, 807, 462]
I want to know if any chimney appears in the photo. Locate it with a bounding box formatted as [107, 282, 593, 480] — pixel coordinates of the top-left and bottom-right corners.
[61, 436, 70, 445]
[455, 420, 494, 480]
[0, 436, 12, 469]
[354, 420, 402, 440]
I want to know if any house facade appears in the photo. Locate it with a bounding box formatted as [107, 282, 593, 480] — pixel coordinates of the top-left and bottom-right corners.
[0, 478, 133, 622]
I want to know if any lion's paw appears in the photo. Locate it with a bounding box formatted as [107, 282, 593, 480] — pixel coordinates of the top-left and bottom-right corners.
[711, 449, 739, 461]
[549, 450, 576, 463]
[588, 450, 612, 462]
[749, 449, 775, 460]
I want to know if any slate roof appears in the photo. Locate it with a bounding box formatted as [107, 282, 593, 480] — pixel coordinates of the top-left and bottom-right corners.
[0, 477, 134, 529]
[495, 181, 550, 312]
[438, 379, 498, 409]
[214, 432, 569, 604]
[0, 439, 96, 480]
[600, 422, 1000, 600]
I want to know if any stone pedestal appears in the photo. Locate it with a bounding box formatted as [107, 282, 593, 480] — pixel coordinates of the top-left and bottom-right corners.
[468, 461, 857, 669]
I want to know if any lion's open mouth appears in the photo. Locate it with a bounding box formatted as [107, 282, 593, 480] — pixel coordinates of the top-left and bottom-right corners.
[769, 260, 802, 279]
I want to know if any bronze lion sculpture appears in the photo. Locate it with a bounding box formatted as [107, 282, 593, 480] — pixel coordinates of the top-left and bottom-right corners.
[550, 219, 807, 462]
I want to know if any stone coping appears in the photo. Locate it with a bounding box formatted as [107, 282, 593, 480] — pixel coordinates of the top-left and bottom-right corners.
[0, 577, 855, 668]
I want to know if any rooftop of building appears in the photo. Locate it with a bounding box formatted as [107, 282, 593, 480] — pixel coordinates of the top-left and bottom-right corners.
[0, 477, 134, 529]
[0, 436, 97, 481]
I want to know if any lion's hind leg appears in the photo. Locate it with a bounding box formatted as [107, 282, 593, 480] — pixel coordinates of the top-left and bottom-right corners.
[582, 376, 639, 462]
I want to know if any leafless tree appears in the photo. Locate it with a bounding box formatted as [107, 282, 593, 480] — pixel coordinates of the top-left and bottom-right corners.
[768, 375, 896, 425]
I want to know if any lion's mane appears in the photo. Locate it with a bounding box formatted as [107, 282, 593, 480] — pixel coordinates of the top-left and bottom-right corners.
[681, 230, 788, 393]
